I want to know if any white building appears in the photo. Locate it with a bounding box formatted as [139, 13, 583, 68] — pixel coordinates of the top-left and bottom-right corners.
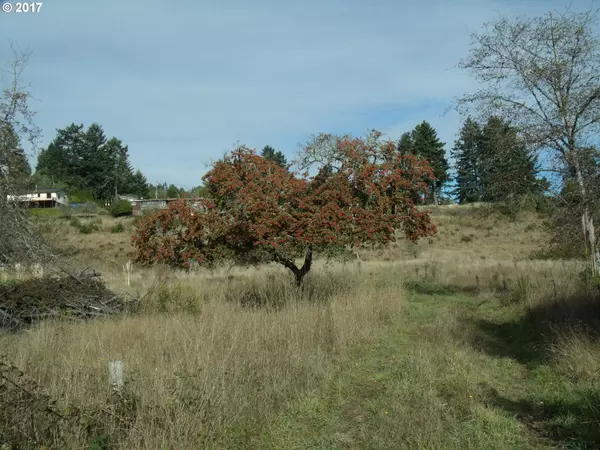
[7, 188, 70, 208]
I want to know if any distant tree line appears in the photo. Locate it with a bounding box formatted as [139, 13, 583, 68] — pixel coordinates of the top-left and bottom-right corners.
[9, 117, 546, 214]
[33, 123, 149, 202]
[452, 116, 546, 204]
[24, 129, 293, 205]
[390, 118, 545, 206]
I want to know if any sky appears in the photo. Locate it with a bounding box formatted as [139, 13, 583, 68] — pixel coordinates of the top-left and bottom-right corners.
[0, 0, 595, 189]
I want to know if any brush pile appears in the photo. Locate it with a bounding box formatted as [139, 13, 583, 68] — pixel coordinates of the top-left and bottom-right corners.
[0, 268, 137, 330]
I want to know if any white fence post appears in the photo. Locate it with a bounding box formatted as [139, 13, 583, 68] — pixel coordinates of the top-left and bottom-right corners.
[108, 360, 125, 393]
[14, 263, 22, 280]
[124, 260, 133, 287]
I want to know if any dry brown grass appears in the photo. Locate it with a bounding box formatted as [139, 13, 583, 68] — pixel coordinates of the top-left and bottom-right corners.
[33, 203, 549, 272]
[551, 327, 600, 382]
[1, 267, 404, 448]
[2, 203, 594, 448]
[37, 214, 136, 270]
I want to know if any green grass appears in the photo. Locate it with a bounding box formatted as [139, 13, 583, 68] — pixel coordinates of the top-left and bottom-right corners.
[262, 285, 600, 449]
[28, 208, 63, 217]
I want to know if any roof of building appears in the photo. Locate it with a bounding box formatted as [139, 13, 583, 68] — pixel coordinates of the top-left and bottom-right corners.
[16, 187, 67, 195]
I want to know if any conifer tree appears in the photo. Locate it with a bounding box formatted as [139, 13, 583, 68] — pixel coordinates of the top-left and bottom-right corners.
[480, 116, 540, 202]
[35, 123, 148, 202]
[452, 118, 484, 204]
[396, 132, 414, 156]
[452, 116, 543, 204]
[411, 121, 448, 204]
[261, 145, 287, 167]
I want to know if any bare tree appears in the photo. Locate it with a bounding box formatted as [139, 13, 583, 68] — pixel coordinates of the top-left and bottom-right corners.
[457, 7, 600, 274]
[0, 44, 52, 265]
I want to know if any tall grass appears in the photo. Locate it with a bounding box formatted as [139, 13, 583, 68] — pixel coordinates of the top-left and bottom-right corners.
[0, 267, 404, 448]
[6, 202, 597, 447]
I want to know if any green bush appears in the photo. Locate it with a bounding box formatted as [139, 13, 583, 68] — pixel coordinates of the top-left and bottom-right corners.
[78, 222, 99, 234]
[108, 200, 133, 218]
[533, 194, 556, 215]
[69, 217, 82, 229]
[70, 217, 101, 234]
[111, 222, 125, 234]
[494, 194, 556, 221]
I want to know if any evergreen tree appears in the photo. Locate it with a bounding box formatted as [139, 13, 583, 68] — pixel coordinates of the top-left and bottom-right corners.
[81, 123, 110, 197]
[10, 150, 31, 184]
[36, 124, 85, 187]
[394, 132, 427, 204]
[261, 145, 287, 167]
[480, 116, 540, 202]
[167, 184, 181, 198]
[0, 123, 31, 189]
[411, 121, 449, 204]
[452, 118, 484, 204]
[396, 132, 414, 156]
[129, 170, 149, 198]
[103, 137, 135, 199]
[35, 123, 148, 202]
[451, 116, 543, 204]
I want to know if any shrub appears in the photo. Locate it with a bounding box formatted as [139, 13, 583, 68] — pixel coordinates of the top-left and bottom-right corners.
[111, 223, 125, 234]
[533, 194, 556, 215]
[70, 217, 101, 234]
[78, 222, 99, 234]
[69, 217, 82, 229]
[108, 200, 133, 218]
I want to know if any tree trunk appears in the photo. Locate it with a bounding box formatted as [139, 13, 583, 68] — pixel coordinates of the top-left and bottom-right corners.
[272, 246, 313, 286]
[432, 186, 438, 206]
[574, 162, 600, 275]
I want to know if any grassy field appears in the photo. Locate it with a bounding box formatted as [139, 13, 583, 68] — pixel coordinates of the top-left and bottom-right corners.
[1, 205, 599, 448]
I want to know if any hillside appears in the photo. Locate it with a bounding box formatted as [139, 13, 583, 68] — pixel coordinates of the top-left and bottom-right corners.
[2, 205, 597, 449]
[37, 203, 548, 273]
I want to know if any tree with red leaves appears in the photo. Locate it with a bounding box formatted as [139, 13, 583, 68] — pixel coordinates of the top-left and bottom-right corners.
[132, 131, 436, 285]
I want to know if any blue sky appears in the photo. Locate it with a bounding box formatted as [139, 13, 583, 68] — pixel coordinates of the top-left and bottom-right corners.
[0, 0, 593, 189]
